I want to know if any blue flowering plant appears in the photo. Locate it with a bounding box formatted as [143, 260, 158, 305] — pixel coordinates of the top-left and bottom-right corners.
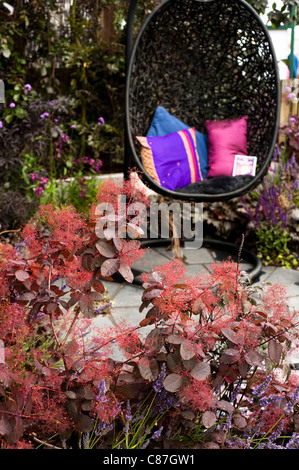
[0, 82, 105, 223]
[241, 139, 299, 268]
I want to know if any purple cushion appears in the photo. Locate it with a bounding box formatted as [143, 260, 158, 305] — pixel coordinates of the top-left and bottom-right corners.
[136, 128, 203, 191]
[147, 106, 209, 179]
[206, 116, 248, 178]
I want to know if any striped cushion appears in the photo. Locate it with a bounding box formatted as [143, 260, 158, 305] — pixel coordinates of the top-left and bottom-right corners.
[136, 128, 203, 191]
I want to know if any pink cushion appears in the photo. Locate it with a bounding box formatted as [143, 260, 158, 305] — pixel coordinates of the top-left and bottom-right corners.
[206, 116, 248, 178]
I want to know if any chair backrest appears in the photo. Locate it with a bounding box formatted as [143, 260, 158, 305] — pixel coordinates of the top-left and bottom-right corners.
[125, 0, 280, 201]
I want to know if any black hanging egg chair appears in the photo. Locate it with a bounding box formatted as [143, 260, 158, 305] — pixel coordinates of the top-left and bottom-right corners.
[124, 0, 281, 280]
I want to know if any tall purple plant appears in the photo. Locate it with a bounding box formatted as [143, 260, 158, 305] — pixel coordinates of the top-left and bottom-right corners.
[242, 143, 298, 231]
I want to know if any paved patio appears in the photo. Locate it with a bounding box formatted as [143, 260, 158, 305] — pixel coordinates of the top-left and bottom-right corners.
[93, 243, 299, 367]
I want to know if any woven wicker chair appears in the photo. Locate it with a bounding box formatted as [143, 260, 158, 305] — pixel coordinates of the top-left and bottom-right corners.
[124, 0, 280, 202]
[124, 0, 281, 281]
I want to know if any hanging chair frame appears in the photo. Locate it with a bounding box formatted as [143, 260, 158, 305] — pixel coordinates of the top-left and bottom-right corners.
[124, 0, 281, 203]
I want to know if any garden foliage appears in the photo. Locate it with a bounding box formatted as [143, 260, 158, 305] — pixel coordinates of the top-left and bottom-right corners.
[241, 111, 299, 268]
[0, 180, 298, 449]
[0, 0, 129, 228]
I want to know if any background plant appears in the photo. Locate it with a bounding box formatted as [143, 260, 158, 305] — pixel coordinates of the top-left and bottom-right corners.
[1, 0, 297, 231]
[240, 128, 299, 268]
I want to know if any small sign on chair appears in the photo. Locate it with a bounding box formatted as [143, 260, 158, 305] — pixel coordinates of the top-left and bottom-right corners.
[233, 155, 257, 177]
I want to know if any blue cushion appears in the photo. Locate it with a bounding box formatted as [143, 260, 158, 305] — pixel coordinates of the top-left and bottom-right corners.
[147, 106, 209, 179]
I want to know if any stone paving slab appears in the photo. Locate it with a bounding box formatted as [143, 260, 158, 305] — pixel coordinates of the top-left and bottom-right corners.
[288, 296, 299, 312]
[261, 267, 299, 298]
[131, 247, 171, 273]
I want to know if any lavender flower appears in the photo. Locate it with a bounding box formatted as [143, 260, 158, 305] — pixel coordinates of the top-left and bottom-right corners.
[224, 411, 233, 431]
[141, 439, 150, 449]
[153, 363, 166, 393]
[231, 380, 242, 402]
[286, 385, 299, 415]
[251, 374, 273, 399]
[82, 432, 90, 449]
[96, 379, 108, 403]
[259, 394, 284, 407]
[286, 433, 299, 449]
[95, 421, 113, 437]
[94, 302, 112, 315]
[268, 418, 285, 445]
[9, 102, 15, 108]
[152, 425, 163, 440]
[123, 400, 132, 435]
[40, 112, 50, 119]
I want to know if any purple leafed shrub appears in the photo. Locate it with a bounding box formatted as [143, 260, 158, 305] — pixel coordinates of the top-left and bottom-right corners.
[0, 180, 298, 449]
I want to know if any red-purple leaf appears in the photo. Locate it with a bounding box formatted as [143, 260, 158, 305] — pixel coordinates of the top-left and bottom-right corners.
[9, 259, 26, 266]
[96, 241, 117, 258]
[217, 400, 234, 413]
[221, 328, 241, 345]
[93, 280, 105, 294]
[190, 362, 211, 381]
[220, 348, 240, 364]
[142, 288, 163, 300]
[81, 253, 93, 270]
[202, 411, 217, 428]
[167, 352, 181, 373]
[202, 441, 220, 449]
[166, 334, 183, 345]
[233, 414, 247, 429]
[139, 299, 151, 312]
[113, 237, 124, 251]
[182, 356, 197, 371]
[46, 302, 58, 313]
[225, 348, 240, 357]
[0, 416, 13, 436]
[79, 294, 95, 318]
[163, 373, 183, 392]
[100, 258, 120, 277]
[180, 340, 196, 360]
[238, 360, 249, 378]
[127, 222, 144, 238]
[144, 329, 164, 352]
[67, 293, 80, 308]
[118, 263, 134, 283]
[138, 358, 159, 381]
[0, 369, 12, 387]
[17, 292, 36, 302]
[89, 291, 104, 302]
[15, 270, 29, 281]
[268, 339, 283, 364]
[139, 316, 156, 327]
[103, 227, 115, 240]
[244, 349, 264, 368]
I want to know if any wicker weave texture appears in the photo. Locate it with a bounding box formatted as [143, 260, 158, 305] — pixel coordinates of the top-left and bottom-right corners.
[127, 0, 279, 176]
